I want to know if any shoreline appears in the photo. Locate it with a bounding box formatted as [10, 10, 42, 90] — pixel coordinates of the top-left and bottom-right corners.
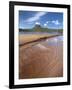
[19, 34, 61, 47]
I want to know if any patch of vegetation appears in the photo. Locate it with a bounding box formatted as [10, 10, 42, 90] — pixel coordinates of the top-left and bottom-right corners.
[19, 24, 63, 34]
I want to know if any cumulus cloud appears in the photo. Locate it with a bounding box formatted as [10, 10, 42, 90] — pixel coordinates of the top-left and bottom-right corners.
[44, 23, 47, 27]
[52, 20, 60, 25]
[35, 22, 40, 25]
[44, 21, 49, 27]
[25, 12, 47, 22]
[46, 21, 49, 24]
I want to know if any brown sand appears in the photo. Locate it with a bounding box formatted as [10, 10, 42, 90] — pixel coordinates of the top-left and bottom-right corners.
[19, 34, 58, 45]
[19, 36, 63, 79]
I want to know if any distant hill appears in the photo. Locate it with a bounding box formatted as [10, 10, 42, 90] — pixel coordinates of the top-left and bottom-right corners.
[19, 24, 63, 34]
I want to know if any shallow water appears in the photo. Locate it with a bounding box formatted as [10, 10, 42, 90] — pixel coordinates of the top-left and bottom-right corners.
[32, 36, 63, 51]
[19, 36, 63, 79]
[44, 36, 63, 46]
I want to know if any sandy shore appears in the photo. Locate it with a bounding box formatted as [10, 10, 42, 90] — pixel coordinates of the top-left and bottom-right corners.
[19, 33, 59, 45]
[19, 36, 63, 79]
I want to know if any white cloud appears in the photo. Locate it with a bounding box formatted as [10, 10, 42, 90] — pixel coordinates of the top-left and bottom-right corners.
[44, 21, 49, 27]
[44, 23, 47, 27]
[52, 20, 60, 25]
[46, 21, 49, 24]
[52, 20, 55, 23]
[35, 22, 40, 25]
[26, 12, 47, 22]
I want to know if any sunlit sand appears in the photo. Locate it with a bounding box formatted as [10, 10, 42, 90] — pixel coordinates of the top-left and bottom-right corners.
[19, 33, 59, 45]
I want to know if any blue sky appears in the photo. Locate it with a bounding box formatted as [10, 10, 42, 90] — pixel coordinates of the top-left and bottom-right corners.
[19, 11, 63, 29]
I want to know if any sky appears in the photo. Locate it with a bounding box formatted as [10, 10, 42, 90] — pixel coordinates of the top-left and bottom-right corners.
[19, 11, 63, 29]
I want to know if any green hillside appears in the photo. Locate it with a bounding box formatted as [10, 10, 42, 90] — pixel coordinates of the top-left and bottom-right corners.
[19, 24, 63, 34]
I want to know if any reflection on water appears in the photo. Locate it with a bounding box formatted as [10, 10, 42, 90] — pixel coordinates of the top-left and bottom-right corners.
[36, 44, 48, 50]
[45, 36, 63, 46]
[34, 36, 63, 50]
[19, 35, 63, 79]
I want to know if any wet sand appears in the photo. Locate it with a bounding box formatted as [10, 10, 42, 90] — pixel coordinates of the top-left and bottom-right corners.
[19, 36, 63, 79]
[19, 33, 59, 45]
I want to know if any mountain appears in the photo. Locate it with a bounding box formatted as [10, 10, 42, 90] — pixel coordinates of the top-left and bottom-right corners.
[33, 24, 44, 32]
[19, 24, 63, 34]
